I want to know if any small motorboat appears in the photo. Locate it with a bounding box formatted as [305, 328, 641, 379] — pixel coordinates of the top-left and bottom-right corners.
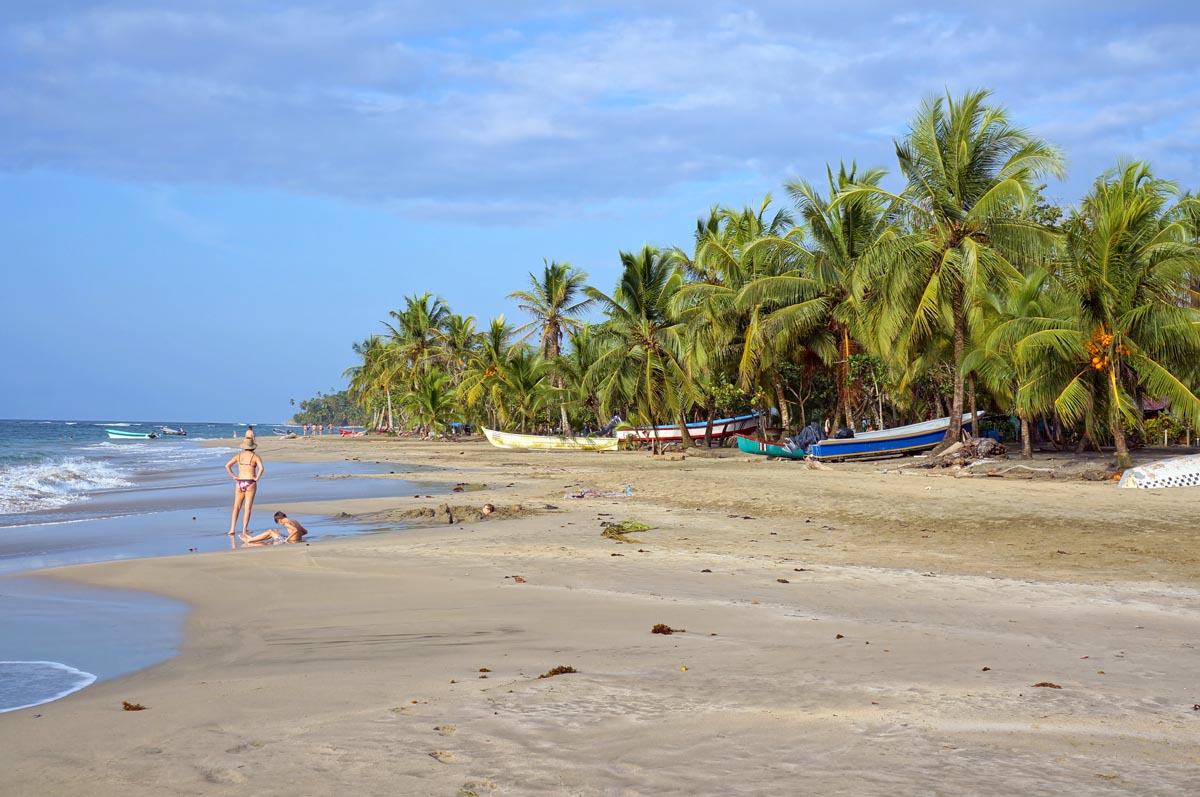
[106, 428, 158, 440]
[158, 426, 187, 436]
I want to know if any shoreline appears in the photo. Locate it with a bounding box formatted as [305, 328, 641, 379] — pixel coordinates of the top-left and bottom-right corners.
[2, 439, 1198, 793]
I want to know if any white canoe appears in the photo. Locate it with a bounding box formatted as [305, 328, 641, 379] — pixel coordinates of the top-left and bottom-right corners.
[615, 413, 759, 442]
[1117, 454, 1200, 489]
[482, 428, 618, 451]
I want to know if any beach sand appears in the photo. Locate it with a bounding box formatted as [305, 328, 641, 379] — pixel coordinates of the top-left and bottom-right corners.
[2, 437, 1198, 795]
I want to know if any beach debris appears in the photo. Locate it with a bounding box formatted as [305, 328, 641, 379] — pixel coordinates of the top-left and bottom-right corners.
[479, 668, 491, 672]
[567, 487, 631, 498]
[537, 666, 577, 679]
[794, 568, 810, 572]
[600, 520, 655, 542]
[610, 553, 624, 556]
[513, 576, 526, 583]
[637, 548, 650, 553]
[1032, 682, 1062, 689]
[680, 665, 688, 671]
[701, 568, 712, 573]
[982, 667, 991, 672]
[835, 634, 845, 640]
[776, 578, 790, 584]
[652, 624, 685, 635]
[122, 701, 147, 711]
[1193, 704, 1200, 711]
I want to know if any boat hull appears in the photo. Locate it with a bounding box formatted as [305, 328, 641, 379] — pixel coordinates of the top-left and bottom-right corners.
[483, 428, 618, 451]
[615, 413, 759, 442]
[735, 435, 806, 460]
[805, 413, 976, 461]
[105, 429, 157, 439]
[1118, 454, 1200, 489]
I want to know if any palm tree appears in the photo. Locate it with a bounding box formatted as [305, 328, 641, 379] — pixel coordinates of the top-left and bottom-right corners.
[458, 317, 516, 429]
[344, 336, 399, 431]
[384, 292, 450, 389]
[588, 246, 693, 451]
[508, 260, 594, 434]
[400, 368, 461, 437]
[843, 89, 1066, 450]
[1017, 162, 1200, 469]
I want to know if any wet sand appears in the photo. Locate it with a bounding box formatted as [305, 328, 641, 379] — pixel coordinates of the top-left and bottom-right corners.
[2, 437, 1198, 795]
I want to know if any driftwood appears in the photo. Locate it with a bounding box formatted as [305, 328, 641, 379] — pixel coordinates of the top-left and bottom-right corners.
[908, 437, 1008, 469]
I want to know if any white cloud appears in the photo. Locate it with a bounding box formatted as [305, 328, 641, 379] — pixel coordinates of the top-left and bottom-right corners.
[1, 1, 1198, 223]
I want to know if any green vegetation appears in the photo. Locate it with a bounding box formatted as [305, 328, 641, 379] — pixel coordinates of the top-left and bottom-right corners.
[339, 89, 1200, 461]
[289, 389, 364, 426]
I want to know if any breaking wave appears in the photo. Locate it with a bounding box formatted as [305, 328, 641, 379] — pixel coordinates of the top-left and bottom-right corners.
[0, 458, 133, 514]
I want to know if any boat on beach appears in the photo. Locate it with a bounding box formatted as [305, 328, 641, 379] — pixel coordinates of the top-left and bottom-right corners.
[735, 434, 807, 460]
[482, 427, 618, 451]
[805, 413, 978, 461]
[615, 413, 759, 443]
[1117, 453, 1200, 489]
[736, 413, 979, 461]
[105, 429, 158, 440]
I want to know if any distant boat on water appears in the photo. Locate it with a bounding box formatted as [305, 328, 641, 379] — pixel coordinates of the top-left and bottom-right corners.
[157, 426, 187, 436]
[106, 429, 158, 440]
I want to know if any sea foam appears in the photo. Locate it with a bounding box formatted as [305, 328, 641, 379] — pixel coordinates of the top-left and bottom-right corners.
[0, 661, 97, 713]
[0, 458, 133, 514]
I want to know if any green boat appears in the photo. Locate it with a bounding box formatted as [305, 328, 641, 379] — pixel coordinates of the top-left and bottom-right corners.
[735, 434, 806, 459]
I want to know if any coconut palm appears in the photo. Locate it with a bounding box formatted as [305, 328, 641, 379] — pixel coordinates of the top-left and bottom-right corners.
[1016, 162, 1200, 469]
[384, 292, 450, 389]
[588, 246, 693, 451]
[843, 89, 1066, 450]
[508, 260, 593, 434]
[458, 317, 516, 429]
[400, 368, 461, 437]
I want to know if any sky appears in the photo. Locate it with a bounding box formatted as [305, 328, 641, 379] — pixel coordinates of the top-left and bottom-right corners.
[1, 1, 1198, 422]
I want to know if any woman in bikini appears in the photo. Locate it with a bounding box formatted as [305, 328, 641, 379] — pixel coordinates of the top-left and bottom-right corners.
[225, 438, 264, 536]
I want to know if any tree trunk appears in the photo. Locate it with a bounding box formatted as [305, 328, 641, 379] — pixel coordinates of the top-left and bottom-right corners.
[703, 397, 716, 448]
[967, 372, 978, 434]
[773, 371, 792, 441]
[1019, 409, 1033, 459]
[936, 293, 967, 453]
[1110, 368, 1133, 470]
[678, 409, 695, 448]
[839, 327, 853, 431]
[386, 388, 395, 432]
[559, 402, 571, 437]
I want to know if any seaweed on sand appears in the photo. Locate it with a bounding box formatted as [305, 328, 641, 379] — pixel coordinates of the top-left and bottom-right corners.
[538, 666, 577, 679]
[600, 520, 656, 544]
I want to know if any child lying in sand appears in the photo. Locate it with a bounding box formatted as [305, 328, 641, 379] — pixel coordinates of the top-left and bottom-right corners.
[241, 512, 309, 545]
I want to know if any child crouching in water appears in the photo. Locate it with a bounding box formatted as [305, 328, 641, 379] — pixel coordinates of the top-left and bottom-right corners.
[242, 512, 309, 545]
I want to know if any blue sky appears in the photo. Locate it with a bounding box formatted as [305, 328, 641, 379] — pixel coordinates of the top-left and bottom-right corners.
[1, 1, 1197, 422]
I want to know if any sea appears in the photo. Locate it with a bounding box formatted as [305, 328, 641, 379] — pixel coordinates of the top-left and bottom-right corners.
[0, 418, 432, 714]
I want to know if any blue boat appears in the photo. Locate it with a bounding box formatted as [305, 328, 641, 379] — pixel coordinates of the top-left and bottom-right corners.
[806, 413, 978, 461]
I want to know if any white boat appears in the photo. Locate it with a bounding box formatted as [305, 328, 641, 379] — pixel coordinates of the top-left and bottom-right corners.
[106, 428, 157, 440]
[483, 428, 618, 451]
[615, 413, 759, 442]
[1117, 454, 1200, 489]
[157, 426, 187, 436]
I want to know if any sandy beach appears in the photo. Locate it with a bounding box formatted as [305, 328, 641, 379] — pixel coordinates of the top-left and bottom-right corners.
[3, 437, 1198, 795]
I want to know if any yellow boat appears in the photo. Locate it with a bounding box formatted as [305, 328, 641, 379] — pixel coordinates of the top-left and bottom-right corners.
[482, 427, 618, 451]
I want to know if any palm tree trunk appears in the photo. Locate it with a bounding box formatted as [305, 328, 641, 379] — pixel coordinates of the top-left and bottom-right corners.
[559, 402, 571, 436]
[1109, 368, 1133, 470]
[936, 296, 967, 452]
[1019, 409, 1033, 459]
[703, 397, 715, 448]
[678, 409, 695, 448]
[386, 388, 394, 431]
[772, 371, 792, 441]
[968, 372, 978, 436]
[839, 327, 853, 431]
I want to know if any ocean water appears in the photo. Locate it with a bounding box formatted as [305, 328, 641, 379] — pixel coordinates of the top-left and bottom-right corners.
[0, 418, 433, 714]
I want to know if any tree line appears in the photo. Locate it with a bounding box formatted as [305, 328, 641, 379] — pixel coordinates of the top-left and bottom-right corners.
[342, 90, 1200, 467]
